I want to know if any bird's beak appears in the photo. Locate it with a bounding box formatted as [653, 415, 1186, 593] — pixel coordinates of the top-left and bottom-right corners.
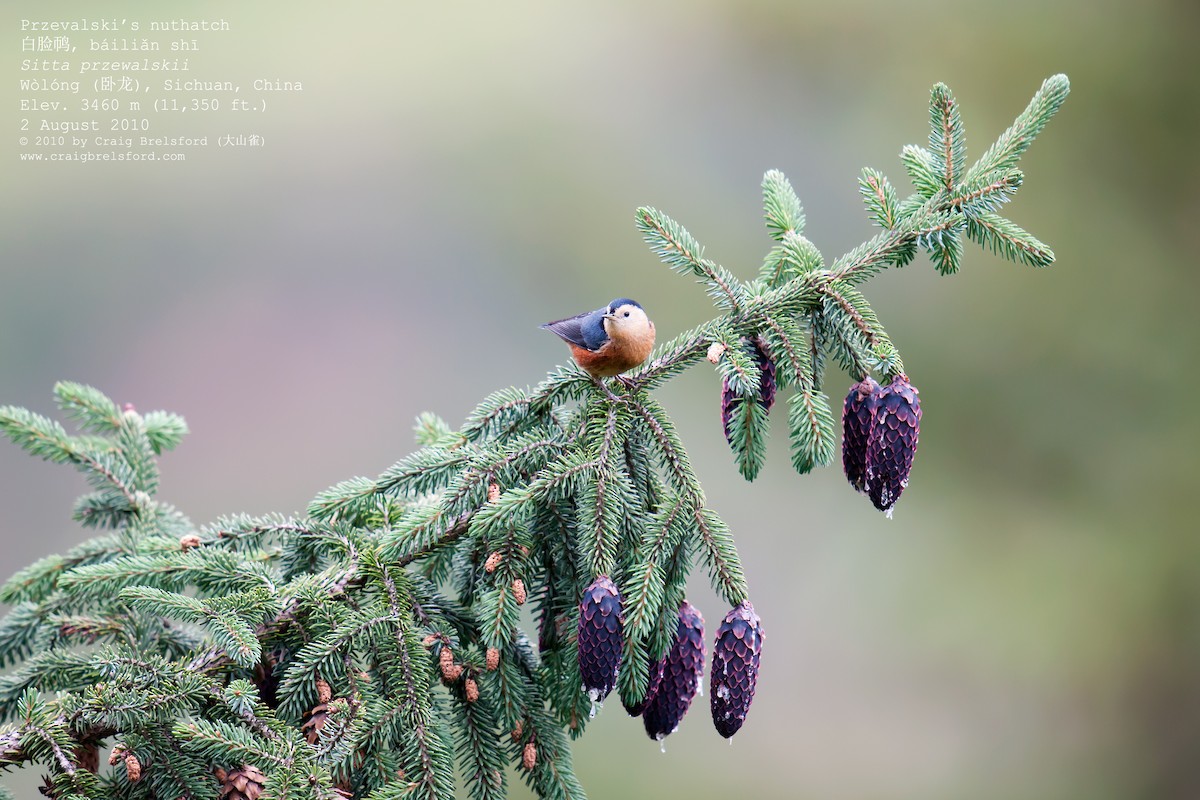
[602, 312, 616, 319]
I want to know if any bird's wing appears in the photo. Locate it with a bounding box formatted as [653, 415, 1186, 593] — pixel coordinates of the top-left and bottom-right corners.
[541, 309, 608, 350]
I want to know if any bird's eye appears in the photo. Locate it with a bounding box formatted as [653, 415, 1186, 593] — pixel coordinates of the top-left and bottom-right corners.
[623, 311, 630, 317]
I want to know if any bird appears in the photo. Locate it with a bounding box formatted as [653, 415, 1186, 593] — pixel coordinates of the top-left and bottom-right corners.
[540, 298, 656, 379]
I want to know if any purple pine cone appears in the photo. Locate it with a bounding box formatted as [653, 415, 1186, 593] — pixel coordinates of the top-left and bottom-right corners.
[642, 601, 706, 741]
[842, 376, 882, 494]
[622, 653, 667, 717]
[721, 338, 778, 443]
[865, 374, 922, 516]
[710, 601, 764, 738]
[577, 576, 624, 702]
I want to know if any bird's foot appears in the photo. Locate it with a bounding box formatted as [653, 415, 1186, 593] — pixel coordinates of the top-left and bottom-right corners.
[593, 377, 624, 403]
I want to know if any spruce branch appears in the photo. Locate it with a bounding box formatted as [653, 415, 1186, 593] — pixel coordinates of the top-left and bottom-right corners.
[0, 75, 1068, 799]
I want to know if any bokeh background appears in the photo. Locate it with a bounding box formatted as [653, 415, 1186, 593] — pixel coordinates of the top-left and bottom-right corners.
[3, 1, 1198, 798]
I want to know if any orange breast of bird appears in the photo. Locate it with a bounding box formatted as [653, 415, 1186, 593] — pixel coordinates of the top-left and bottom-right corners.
[568, 322, 655, 378]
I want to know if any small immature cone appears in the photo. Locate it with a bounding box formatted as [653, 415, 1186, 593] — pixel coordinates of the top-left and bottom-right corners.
[74, 743, 99, 773]
[465, 677, 479, 703]
[709, 601, 764, 738]
[576, 576, 624, 703]
[522, 742, 537, 771]
[439, 647, 462, 683]
[511, 719, 523, 742]
[124, 752, 142, 783]
[621, 652, 667, 717]
[512, 579, 527, 605]
[865, 374, 922, 516]
[487, 481, 501, 503]
[179, 533, 201, 551]
[315, 678, 332, 705]
[108, 744, 125, 767]
[642, 601, 706, 741]
[484, 552, 502, 573]
[720, 338, 778, 444]
[485, 646, 500, 671]
[842, 376, 882, 494]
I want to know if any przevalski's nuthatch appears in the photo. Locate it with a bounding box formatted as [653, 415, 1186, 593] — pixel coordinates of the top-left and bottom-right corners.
[541, 298, 656, 379]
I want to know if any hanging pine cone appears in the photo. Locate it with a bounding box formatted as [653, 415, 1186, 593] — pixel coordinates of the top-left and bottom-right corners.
[74, 742, 99, 773]
[842, 376, 881, 494]
[642, 601, 706, 741]
[512, 579, 527, 605]
[521, 741, 537, 771]
[465, 677, 479, 703]
[302, 679, 334, 745]
[720, 338, 778, 444]
[710, 601, 764, 738]
[485, 646, 500, 671]
[576, 575, 624, 703]
[484, 551, 502, 573]
[621, 651, 666, 717]
[218, 765, 266, 800]
[865, 374, 921, 516]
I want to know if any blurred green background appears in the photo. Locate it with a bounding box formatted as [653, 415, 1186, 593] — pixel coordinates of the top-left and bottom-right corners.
[2, 1, 1197, 798]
